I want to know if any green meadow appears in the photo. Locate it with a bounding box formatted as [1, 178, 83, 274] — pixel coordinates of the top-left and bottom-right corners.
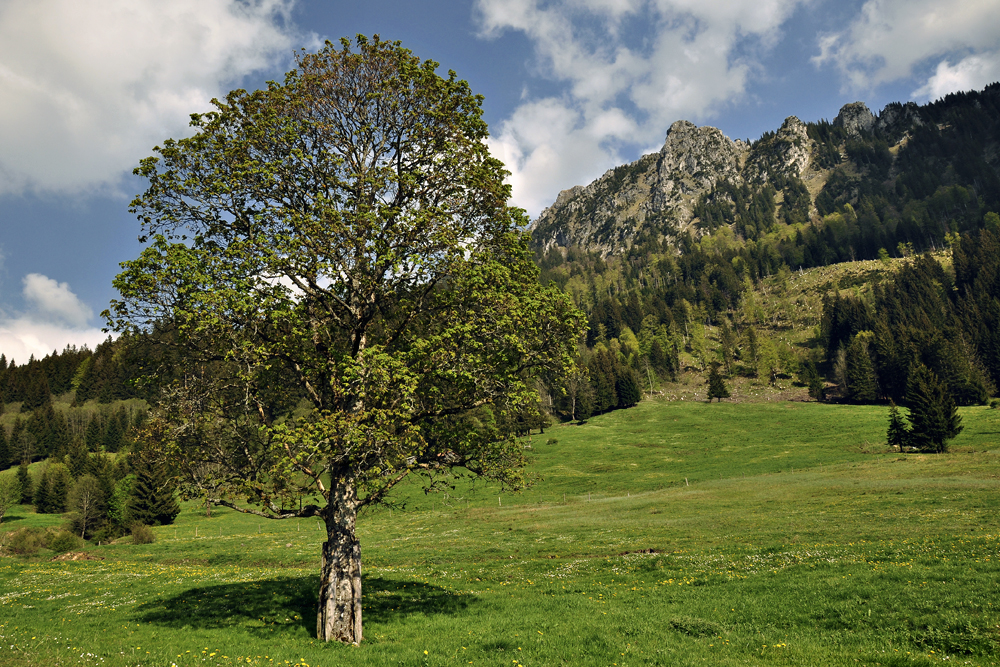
[2, 399, 999, 666]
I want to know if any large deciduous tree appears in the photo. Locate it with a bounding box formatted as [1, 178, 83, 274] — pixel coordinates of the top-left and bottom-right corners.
[106, 36, 583, 644]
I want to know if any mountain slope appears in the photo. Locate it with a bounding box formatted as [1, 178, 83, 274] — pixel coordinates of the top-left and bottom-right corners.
[530, 85, 1000, 261]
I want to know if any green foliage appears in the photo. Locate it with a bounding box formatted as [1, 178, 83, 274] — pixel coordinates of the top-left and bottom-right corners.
[906, 364, 963, 453]
[67, 474, 107, 539]
[845, 332, 879, 403]
[822, 249, 994, 405]
[3, 400, 1000, 664]
[0, 473, 20, 523]
[886, 400, 909, 450]
[126, 450, 179, 527]
[706, 363, 731, 402]
[48, 529, 83, 554]
[130, 523, 155, 545]
[106, 35, 584, 642]
[16, 461, 32, 504]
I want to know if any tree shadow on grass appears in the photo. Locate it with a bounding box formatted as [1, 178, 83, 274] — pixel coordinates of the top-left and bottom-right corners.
[135, 575, 473, 637]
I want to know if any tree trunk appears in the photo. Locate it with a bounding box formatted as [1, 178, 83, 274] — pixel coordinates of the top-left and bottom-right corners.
[317, 478, 363, 644]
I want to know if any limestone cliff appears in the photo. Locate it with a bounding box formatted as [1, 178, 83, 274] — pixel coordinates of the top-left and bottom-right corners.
[529, 100, 929, 256]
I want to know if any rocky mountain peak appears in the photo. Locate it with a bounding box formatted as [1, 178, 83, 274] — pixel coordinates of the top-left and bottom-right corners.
[834, 102, 875, 137]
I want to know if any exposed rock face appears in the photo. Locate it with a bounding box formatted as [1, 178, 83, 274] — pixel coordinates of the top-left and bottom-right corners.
[744, 116, 812, 184]
[834, 102, 875, 137]
[527, 92, 960, 256]
[530, 116, 814, 255]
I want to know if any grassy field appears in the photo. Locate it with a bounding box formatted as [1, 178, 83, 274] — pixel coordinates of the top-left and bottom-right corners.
[1, 399, 999, 666]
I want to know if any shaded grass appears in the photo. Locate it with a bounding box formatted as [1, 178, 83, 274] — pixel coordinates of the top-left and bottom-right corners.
[1, 400, 999, 666]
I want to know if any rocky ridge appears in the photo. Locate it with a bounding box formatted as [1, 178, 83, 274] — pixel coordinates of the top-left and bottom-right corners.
[529, 100, 920, 256]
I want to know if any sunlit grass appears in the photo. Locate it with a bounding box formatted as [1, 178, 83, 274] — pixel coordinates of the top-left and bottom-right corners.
[1, 400, 999, 666]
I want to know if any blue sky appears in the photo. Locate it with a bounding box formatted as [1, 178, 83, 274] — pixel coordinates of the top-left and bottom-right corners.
[1, 0, 998, 363]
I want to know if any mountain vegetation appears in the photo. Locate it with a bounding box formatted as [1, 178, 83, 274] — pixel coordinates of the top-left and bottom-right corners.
[528, 84, 1000, 454]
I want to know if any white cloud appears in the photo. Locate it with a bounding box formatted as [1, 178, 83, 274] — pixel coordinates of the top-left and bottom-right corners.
[912, 53, 1000, 100]
[0, 318, 108, 366]
[813, 0, 1000, 92]
[0, 0, 306, 196]
[476, 0, 804, 217]
[22, 273, 92, 328]
[0, 274, 106, 364]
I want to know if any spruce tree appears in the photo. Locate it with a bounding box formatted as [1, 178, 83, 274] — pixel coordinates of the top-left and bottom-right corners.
[85, 415, 104, 452]
[906, 364, 963, 453]
[47, 463, 72, 513]
[16, 462, 32, 504]
[846, 333, 879, 403]
[0, 426, 9, 471]
[707, 363, 731, 402]
[33, 465, 51, 513]
[886, 400, 909, 451]
[127, 449, 180, 526]
[616, 368, 642, 408]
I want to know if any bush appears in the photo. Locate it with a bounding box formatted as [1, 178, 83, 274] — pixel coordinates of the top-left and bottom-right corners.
[1, 527, 48, 555]
[92, 523, 128, 545]
[48, 530, 83, 553]
[990, 399, 999, 409]
[131, 523, 155, 545]
[546, 438, 558, 446]
[0, 527, 81, 555]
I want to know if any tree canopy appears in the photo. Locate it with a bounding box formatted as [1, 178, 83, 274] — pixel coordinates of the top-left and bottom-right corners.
[107, 35, 584, 644]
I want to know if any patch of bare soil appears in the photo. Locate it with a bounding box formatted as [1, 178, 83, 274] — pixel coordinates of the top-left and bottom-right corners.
[51, 551, 104, 562]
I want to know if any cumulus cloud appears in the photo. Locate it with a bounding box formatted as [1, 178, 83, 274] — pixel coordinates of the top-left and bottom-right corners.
[476, 0, 804, 216]
[22, 273, 93, 328]
[0, 274, 106, 364]
[813, 0, 1000, 93]
[912, 53, 1000, 101]
[0, 0, 307, 196]
[0, 318, 108, 366]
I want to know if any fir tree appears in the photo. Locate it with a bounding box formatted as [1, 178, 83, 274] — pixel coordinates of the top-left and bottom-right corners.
[66, 440, 90, 479]
[887, 400, 909, 451]
[127, 449, 180, 526]
[616, 368, 642, 408]
[906, 364, 963, 453]
[47, 463, 73, 514]
[33, 465, 51, 513]
[0, 426, 9, 471]
[16, 462, 32, 504]
[707, 363, 731, 402]
[85, 414, 104, 452]
[846, 333, 879, 403]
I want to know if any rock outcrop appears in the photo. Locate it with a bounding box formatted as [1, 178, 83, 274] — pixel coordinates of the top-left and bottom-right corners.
[531, 115, 816, 254]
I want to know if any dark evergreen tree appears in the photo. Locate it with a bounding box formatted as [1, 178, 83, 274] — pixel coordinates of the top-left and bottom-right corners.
[47, 462, 73, 514]
[906, 364, 963, 453]
[0, 426, 9, 471]
[66, 440, 90, 479]
[707, 363, 731, 402]
[127, 449, 180, 526]
[84, 415, 104, 452]
[616, 368, 642, 408]
[887, 400, 909, 451]
[16, 462, 32, 504]
[33, 465, 51, 512]
[845, 333, 879, 403]
[102, 412, 125, 452]
[588, 349, 618, 414]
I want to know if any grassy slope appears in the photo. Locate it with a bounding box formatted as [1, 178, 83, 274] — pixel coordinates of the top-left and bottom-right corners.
[2, 398, 999, 667]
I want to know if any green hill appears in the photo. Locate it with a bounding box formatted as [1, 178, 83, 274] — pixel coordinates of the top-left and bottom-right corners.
[2, 398, 998, 666]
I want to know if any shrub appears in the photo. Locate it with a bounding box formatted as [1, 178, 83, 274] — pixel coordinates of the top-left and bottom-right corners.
[48, 530, 83, 553]
[1, 527, 47, 555]
[131, 523, 155, 545]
